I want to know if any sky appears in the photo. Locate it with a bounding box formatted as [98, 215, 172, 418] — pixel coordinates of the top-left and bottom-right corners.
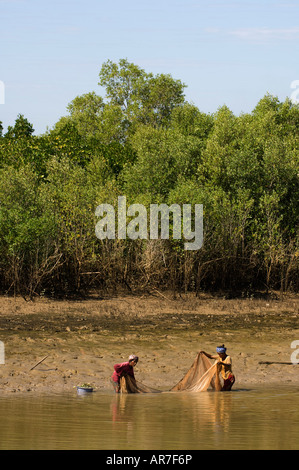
[0, 0, 299, 135]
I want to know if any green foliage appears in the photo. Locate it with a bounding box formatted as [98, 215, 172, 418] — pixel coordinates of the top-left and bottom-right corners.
[98, 58, 186, 133]
[0, 164, 58, 297]
[121, 125, 201, 199]
[0, 59, 298, 296]
[5, 114, 35, 139]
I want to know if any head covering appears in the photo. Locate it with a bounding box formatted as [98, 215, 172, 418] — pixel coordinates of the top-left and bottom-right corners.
[216, 346, 226, 354]
[129, 355, 138, 363]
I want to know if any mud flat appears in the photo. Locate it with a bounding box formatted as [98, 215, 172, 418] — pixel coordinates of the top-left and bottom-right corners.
[0, 293, 298, 393]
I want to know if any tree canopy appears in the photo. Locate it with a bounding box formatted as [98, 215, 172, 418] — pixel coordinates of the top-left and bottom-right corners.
[0, 60, 298, 298]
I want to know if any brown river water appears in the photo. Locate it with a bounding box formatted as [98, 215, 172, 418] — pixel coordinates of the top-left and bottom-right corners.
[0, 386, 298, 450]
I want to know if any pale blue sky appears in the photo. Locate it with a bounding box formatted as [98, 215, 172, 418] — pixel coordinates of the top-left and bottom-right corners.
[1, 0, 298, 134]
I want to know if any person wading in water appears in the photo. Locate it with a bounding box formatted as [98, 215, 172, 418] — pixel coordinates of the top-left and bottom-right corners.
[200, 345, 235, 391]
[111, 355, 139, 393]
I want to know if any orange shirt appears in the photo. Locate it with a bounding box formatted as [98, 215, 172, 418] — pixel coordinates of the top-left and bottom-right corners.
[219, 355, 233, 380]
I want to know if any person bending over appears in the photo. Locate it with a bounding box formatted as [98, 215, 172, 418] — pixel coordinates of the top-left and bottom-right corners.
[111, 355, 139, 393]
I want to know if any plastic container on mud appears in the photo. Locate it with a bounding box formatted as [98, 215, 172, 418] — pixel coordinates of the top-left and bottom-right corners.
[76, 386, 94, 395]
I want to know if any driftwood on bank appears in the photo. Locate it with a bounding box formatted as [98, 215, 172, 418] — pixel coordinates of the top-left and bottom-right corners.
[30, 355, 49, 371]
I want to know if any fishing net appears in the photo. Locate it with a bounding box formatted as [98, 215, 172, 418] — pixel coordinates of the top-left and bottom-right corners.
[117, 352, 222, 394]
[171, 352, 222, 392]
[119, 375, 162, 394]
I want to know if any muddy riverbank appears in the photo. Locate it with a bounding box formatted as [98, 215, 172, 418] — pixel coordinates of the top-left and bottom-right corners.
[0, 293, 298, 393]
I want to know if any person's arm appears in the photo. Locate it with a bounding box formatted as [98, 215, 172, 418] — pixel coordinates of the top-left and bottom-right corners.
[199, 350, 218, 360]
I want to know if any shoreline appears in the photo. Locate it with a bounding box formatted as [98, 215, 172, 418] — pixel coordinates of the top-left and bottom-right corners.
[0, 293, 298, 394]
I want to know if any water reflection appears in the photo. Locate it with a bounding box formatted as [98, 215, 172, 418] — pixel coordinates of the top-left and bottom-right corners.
[108, 391, 239, 449]
[0, 387, 298, 449]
